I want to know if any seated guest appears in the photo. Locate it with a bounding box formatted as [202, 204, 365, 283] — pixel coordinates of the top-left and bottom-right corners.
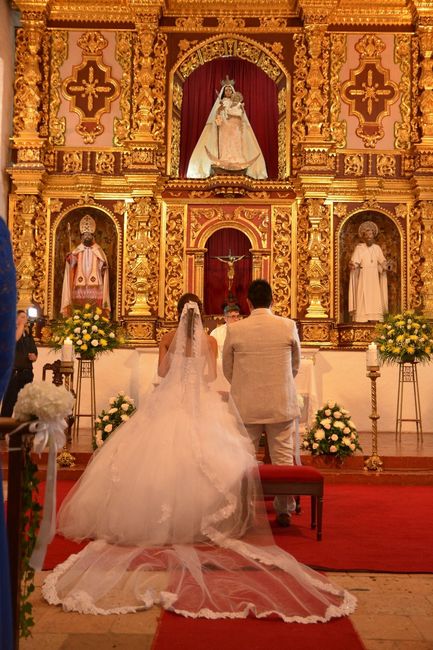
[210, 304, 241, 358]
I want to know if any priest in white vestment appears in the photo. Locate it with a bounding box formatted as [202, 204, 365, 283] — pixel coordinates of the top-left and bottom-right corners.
[348, 221, 388, 322]
[61, 215, 111, 316]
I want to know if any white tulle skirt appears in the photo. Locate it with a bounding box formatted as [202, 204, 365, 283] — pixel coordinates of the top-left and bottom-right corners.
[43, 373, 356, 622]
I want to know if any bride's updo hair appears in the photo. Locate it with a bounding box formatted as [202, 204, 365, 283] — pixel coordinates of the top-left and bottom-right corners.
[177, 293, 203, 319]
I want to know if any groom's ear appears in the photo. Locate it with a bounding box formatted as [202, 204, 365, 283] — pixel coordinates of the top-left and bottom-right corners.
[246, 298, 253, 312]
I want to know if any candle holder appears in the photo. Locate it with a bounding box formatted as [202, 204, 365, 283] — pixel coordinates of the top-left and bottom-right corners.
[364, 365, 383, 472]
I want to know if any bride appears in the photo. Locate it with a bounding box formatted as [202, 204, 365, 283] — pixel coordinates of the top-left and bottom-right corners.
[43, 294, 356, 622]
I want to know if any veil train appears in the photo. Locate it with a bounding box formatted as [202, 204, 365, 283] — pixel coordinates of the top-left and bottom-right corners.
[43, 302, 356, 622]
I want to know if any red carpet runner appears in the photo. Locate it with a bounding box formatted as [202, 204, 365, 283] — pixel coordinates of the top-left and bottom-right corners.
[43, 481, 433, 573]
[151, 611, 365, 650]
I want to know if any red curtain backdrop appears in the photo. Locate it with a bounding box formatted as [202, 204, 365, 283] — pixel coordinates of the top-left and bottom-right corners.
[179, 58, 279, 178]
[204, 228, 252, 315]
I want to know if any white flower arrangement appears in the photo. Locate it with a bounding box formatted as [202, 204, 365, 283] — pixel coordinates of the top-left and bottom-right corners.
[14, 381, 74, 423]
[302, 401, 362, 460]
[93, 391, 136, 450]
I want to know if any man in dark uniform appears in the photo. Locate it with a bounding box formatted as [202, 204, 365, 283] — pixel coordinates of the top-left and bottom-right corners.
[0, 310, 38, 416]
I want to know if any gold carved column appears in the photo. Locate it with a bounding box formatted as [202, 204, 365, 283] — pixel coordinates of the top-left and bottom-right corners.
[418, 27, 433, 143]
[304, 199, 330, 319]
[418, 201, 433, 316]
[10, 1, 49, 311]
[129, 1, 161, 144]
[122, 197, 160, 318]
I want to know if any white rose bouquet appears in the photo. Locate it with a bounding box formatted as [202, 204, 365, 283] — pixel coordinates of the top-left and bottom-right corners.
[14, 381, 74, 423]
[302, 401, 362, 460]
[93, 391, 136, 450]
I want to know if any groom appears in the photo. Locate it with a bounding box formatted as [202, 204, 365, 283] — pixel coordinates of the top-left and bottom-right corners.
[222, 279, 301, 527]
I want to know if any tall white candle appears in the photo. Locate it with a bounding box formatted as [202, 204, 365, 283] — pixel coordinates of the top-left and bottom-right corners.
[62, 337, 73, 362]
[366, 341, 378, 367]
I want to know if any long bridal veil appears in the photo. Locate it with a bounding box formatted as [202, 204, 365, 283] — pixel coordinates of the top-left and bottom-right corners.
[43, 302, 356, 621]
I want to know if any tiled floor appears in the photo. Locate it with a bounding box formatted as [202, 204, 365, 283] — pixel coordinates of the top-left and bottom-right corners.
[19, 571, 433, 649]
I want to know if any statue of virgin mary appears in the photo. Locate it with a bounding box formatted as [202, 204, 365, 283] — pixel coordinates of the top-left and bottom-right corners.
[186, 77, 268, 180]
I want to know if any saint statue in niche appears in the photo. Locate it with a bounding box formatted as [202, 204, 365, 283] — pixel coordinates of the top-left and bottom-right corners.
[348, 221, 388, 322]
[186, 76, 267, 180]
[60, 214, 111, 316]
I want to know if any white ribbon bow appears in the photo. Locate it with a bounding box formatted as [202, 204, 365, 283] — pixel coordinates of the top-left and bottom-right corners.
[29, 418, 66, 570]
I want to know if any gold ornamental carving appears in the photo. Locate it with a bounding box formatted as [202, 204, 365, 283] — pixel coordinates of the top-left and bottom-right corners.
[418, 201, 433, 316]
[48, 30, 68, 146]
[376, 154, 396, 177]
[95, 152, 115, 174]
[305, 26, 328, 139]
[394, 34, 412, 150]
[125, 198, 161, 317]
[113, 31, 133, 147]
[63, 151, 83, 173]
[296, 201, 310, 316]
[165, 207, 185, 321]
[418, 28, 433, 141]
[12, 195, 46, 310]
[130, 9, 160, 143]
[305, 199, 330, 319]
[341, 34, 399, 148]
[177, 36, 284, 84]
[330, 33, 347, 148]
[13, 19, 45, 158]
[62, 31, 120, 144]
[302, 323, 330, 343]
[151, 32, 168, 146]
[344, 154, 364, 176]
[125, 321, 155, 342]
[407, 204, 423, 310]
[292, 32, 308, 172]
[272, 207, 292, 317]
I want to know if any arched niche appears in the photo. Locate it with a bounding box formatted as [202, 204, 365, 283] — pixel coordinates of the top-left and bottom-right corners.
[168, 35, 290, 180]
[338, 210, 402, 323]
[204, 227, 252, 315]
[51, 206, 119, 318]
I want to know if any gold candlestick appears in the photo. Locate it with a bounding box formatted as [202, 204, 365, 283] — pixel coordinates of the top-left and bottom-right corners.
[364, 366, 383, 472]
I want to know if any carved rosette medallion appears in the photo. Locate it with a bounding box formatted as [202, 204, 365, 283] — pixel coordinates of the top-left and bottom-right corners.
[62, 31, 120, 144]
[341, 35, 399, 148]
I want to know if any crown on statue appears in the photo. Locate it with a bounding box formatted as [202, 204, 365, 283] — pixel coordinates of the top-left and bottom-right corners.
[79, 214, 96, 235]
[221, 75, 235, 88]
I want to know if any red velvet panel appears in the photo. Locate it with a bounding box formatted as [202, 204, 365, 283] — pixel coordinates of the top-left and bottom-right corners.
[204, 228, 252, 315]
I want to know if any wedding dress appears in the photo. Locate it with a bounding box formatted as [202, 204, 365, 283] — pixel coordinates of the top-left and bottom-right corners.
[43, 303, 356, 622]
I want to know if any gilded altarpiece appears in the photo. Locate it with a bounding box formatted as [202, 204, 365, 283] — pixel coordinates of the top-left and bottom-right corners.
[9, 1, 433, 353]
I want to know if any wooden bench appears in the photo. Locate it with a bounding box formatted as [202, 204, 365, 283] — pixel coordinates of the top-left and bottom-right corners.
[258, 464, 324, 541]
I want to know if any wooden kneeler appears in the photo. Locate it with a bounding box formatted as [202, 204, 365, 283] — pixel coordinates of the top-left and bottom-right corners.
[258, 464, 324, 541]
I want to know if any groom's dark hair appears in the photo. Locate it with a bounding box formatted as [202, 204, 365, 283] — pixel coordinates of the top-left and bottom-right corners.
[248, 280, 272, 308]
[177, 293, 203, 318]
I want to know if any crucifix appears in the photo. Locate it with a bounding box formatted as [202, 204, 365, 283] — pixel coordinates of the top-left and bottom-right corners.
[211, 249, 246, 296]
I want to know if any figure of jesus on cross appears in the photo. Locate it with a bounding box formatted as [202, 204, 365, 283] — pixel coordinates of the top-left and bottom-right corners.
[212, 249, 246, 298]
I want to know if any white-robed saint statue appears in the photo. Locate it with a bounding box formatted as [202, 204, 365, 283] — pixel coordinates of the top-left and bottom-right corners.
[60, 215, 111, 316]
[186, 77, 268, 180]
[348, 221, 388, 322]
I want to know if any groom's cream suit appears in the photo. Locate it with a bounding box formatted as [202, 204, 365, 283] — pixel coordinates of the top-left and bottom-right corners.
[222, 307, 301, 515]
[222, 308, 301, 424]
